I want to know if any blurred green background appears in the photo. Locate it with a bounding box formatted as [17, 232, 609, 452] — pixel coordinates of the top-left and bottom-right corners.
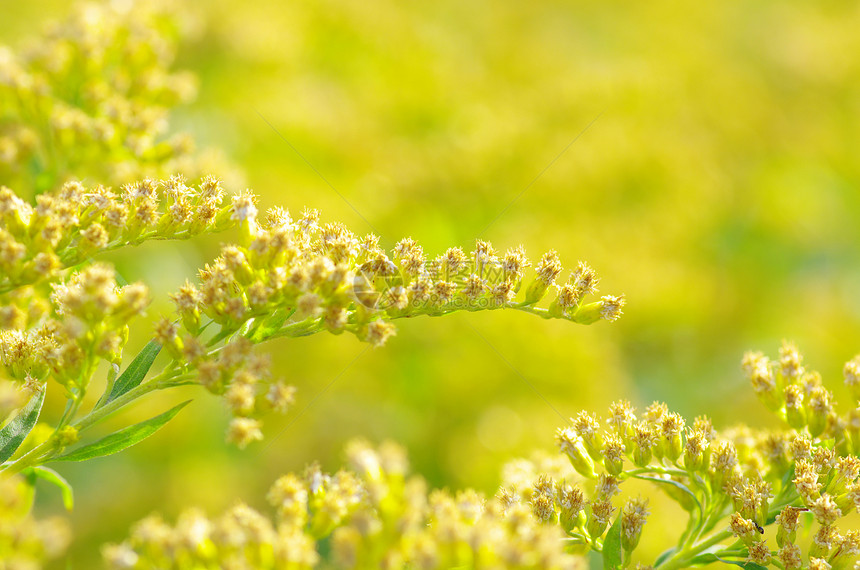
[4, 0, 860, 566]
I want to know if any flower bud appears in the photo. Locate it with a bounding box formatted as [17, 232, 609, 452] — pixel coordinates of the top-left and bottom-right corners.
[806, 386, 833, 438]
[602, 434, 626, 476]
[53, 425, 79, 449]
[632, 424, 656, 468]
[572, 411, 604, 463]
[844, 356, 860, 401]
[783, 384, 806, 430]
[556, 427, 596, 478]
[661, 412, 685, 463]
[523, 251, 561, 304]
[586, 499, 614, 539]
[621, 497, 649, 556]
[775, 507, 801, 548]
[570, 300, 603, 324]
[557, 484, 586, 534]
[684, 431, 709, 473]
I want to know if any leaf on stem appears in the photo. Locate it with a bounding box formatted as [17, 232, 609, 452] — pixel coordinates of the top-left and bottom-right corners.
[687, 552, 767, 570]
[633, 474, 703, 518]
[248, 309, 293, 342]
[100, 340, 162, 407]
[26, 466, 74, 510]
[603, 513, 624, 570]
[51, 400, 191, 462]
[0, 388, 46, 464]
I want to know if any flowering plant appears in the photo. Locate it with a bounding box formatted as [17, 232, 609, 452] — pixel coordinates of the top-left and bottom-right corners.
[4, 3, 858, 570]
[0, 5, 626, 567]
[99, 344, 860, 570]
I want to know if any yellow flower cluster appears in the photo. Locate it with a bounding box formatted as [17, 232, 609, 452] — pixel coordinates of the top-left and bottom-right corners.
[0, 2, 198, 194]
[169, 334, 296, 450]
[108, 343, 860, 569]
[0, 474, 70, 567]
[103, 440, 585, 570]
[0, 176, 235, 294]
[1, 263, 148, 392]
[162, 200, 623, 351]
[0, 4, 628, 567]
[742, 342, 859, 447]
[2, 173, 617, 465]
[504, 342, 860, 569]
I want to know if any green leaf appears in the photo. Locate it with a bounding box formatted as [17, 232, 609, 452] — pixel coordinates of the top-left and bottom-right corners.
[777, 464, 797, 501]
[633, 474, 703, 517]
[207, 325, 239, 347]
[102, 340, 161, 406]
[114, 270, 129, 287]
[0, 387, 46, 463]
[603, 513, 624, 570]
[249, 308, 293, 342]
[27, 466, 74, 511]
[683, 545, 728, 566]
[52, 400, 190, 462]
[686, 552, 767, 570]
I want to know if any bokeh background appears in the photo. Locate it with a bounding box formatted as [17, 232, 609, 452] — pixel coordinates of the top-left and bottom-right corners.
[4, 0, 860, 566]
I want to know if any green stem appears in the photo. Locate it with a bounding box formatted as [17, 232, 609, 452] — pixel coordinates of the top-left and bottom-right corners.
[262, 318, 326, 341]
[621, 466, 694, 480]
[94, 363, 120, 409]
[656, 529, 732, 570]
[4, 368, 178, 475]
[657, 494, 804, 570]
[72, 369, 175, 433]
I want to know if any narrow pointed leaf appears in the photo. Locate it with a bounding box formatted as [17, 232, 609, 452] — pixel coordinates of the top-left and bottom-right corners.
[249, 309, 293, 342]
[27, 466, 74, 511]
[52, 400, 190, 462]
[0, 387, 46, 463]
[207, 323, 243, 347]
[688, 552, 766, 570]
[633, 474, 703, 518]
[102, 340, 161, 406]
[603, 513, 624, 570]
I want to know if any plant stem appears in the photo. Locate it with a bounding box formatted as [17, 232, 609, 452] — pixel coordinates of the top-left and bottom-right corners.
[656, 529, 732, 570]
[71, 372, 168, 433]
[263, 318, 326, 340]
[4, 367, 179, 475]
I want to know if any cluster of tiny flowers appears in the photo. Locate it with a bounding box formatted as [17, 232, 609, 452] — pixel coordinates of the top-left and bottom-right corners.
[101, 344, 860, 570]
[0, 2, 198, 193]
[163, 202, 623, 353]
[1, 173, 617, 456]
[103, 440, 585, 570]
[0, 176, 235, 294]
[1, 263, 148, 390]
[0, 474, 70, 567]
[158, 333, 297, 450]
[742, 341, 860, 450]
[494, 405, 658, 564]
[503, 343, 860, 569]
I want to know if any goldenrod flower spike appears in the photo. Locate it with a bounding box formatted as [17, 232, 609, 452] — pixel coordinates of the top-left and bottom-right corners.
[104, 440, 587, 570]
[0, 177, 236, 294]
[164, 196, 623, 357]
[1, 174, 620, 479]
[105, 344, 860, 568]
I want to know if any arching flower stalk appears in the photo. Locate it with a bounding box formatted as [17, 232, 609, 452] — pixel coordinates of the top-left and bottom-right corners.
[1, 176, 622, 478]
